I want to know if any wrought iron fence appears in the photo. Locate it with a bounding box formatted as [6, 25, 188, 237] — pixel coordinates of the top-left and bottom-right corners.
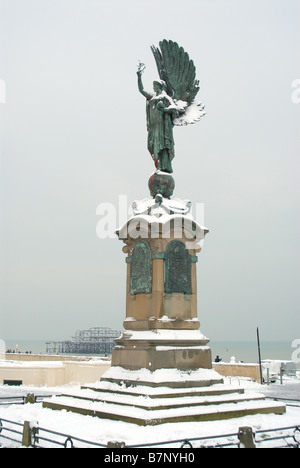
[31, 425, 107, 448]
[0, 417, 24, 447]
[127, 432, 241, 449]
[0, 415, 299, 449]
[0, 394, 57, 406]
[254, 426, 300, 449]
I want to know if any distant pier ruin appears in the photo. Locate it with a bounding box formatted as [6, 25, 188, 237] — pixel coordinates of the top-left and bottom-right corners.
[46, 327, 120, 355]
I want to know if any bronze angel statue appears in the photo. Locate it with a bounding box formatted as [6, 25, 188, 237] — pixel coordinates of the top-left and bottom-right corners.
[137, 40, 205, 174]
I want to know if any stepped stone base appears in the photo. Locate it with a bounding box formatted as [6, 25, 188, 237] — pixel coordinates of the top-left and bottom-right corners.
[112, 330, 212, 372]
[43, 366, 286, 426]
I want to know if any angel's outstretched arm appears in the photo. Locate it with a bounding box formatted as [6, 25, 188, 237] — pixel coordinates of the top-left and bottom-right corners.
[157, 100, 185, 120]
[137, 71, 152, 100]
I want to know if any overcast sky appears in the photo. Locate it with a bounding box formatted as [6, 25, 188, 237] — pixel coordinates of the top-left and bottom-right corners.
[0, 0, 299, 343]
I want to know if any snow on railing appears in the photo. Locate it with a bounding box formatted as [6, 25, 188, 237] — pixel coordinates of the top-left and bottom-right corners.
[0, 415, 299, 449]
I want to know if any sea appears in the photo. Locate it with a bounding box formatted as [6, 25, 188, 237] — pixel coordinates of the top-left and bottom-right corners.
[3, 339, 299, 368]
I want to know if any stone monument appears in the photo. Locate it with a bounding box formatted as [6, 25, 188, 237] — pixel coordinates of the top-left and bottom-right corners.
[108, 39, 217, 387]
[44, 41, 285, 424]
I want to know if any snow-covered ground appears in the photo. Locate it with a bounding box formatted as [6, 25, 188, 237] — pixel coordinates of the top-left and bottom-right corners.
[0, 376, 299, 448]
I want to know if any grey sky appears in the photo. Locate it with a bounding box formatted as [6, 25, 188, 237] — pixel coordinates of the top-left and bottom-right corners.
[0, 0, 299, 342]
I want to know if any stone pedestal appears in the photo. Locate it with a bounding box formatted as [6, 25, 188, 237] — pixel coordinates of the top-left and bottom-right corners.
[109, 195, 218, 385]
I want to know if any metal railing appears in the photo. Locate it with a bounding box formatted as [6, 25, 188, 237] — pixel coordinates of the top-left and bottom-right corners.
[0, 415, 299, 449]
[265, 396, 300, 408]
[0, 394, 58, 406]
[0, 417, 24, 447]
[127, 426, 300, 449]
[31, 426, 107, 448]
[127, 432, 241, 449]
[255, 426, 300, 449]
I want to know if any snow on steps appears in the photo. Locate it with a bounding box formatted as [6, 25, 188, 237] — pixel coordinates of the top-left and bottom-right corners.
[99, 366, 224, 388]
[43, 383, 286, 426]
[43, 396, 285, 426]
[61, 389, 266, 410]
[82, 381, 246, 398]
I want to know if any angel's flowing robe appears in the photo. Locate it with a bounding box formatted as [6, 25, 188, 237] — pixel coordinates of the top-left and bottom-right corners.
[146, 94, 175, 173]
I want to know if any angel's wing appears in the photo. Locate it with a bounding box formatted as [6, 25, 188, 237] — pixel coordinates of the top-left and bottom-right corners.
[151, 40, 205, 126]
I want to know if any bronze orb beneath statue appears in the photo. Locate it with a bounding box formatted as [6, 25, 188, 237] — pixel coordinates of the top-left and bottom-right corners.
[148, 171, 175, 199]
